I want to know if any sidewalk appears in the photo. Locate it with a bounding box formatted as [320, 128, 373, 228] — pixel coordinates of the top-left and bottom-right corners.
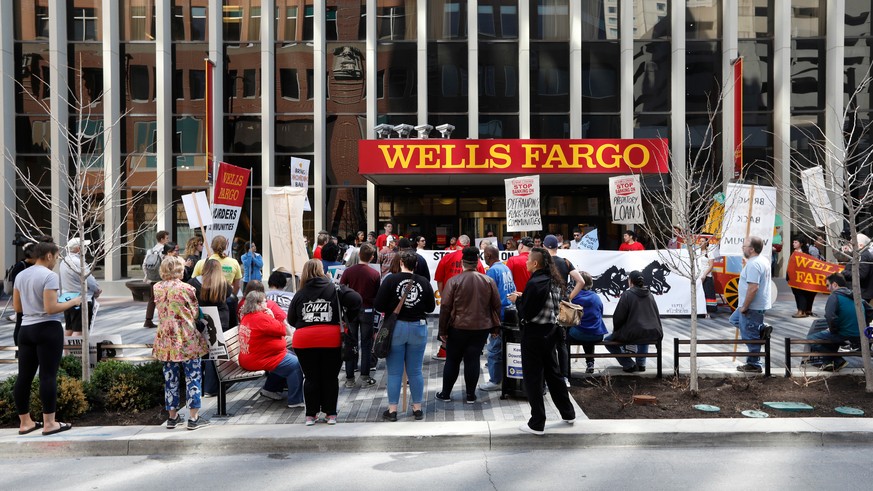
[2, 418, 872, 457]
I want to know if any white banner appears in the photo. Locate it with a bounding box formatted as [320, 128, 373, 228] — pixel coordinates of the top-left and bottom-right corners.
[720, 183, 777, 259]
[505, 175, 542, 232]
[609, 175, 644, 224]
[800, 166, 840, 227]
[416, 249, 705, 316]
[264, 186, 310, 276]
[290, 157, 312, 212]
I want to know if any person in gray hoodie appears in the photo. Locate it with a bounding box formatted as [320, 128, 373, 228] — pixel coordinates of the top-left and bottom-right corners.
[605, 270, 663, 372]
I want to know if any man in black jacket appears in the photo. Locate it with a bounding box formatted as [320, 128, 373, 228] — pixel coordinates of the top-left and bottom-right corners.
[509, 247, 576, 436]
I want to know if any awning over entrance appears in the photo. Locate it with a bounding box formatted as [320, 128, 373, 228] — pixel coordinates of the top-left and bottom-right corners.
[358, 138, 669, 186]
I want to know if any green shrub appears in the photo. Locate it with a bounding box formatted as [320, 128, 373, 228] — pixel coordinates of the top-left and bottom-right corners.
[59, 355, 82, 380]
[0, 376, 17, 423]
[86, 360, 164, 412]
[28, 375, 89, 420]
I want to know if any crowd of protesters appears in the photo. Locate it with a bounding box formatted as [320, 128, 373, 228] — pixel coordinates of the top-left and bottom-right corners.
[7, 221, 873, 437]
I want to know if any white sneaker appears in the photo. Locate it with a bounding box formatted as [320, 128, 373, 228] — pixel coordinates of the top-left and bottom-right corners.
[563, 377, 571, 388]
[287, 402, 305, 408]
[518, 423, 545, 436]
[478, 381, 501, 391]
[259, 389, 284, 401]
[562, 418, 576, 425]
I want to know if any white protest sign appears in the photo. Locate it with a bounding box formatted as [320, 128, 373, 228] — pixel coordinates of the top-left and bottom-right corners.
[181, 192, 213, 228]
[506, 342, 523, 379]
[720, 183, 777, 259]
[64, 334, 123, 368]
[609, 175, 644, 224]
[800, 166, 840, 227]
[200, 306, 229, 360]
[505, 175, 542, 232]
[290, 157, 312, 212]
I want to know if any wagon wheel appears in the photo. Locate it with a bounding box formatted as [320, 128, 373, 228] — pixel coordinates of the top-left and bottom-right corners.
[723, 277, 739, 311]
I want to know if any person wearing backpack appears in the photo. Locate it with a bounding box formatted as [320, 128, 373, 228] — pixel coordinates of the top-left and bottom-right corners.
[143, 231, 170, 328]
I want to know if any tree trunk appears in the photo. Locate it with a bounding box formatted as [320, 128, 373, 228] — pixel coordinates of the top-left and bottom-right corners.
[849, 260, 873, 392]
[80, 270, 91, 381]
[688, 245, 699, 394]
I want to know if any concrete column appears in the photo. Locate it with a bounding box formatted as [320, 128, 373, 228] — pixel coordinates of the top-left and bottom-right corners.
[102, 0, 121, 280]
[721, 0, 738, 189]
[416, 0, 427, 126]
[620, 0, 633, 139]
[50, 0, 70, 244]
[261, 0, 276, 273]
[0, 1, 16, 267]
[825, 2, 845, 201]
[313, 0, 326, 232]
[569, 0, 582, 138]
[773, 0, 792, 273]
[467, 1, 478, 138]
[518, 0, 529, 139]
[670, 0, 686, 220]
[209, 0, 225, 173]
[154, 0, 177, 233]
[366, 0, 381, 234]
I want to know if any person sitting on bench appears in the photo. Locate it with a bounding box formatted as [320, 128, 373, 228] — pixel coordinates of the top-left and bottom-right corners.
[806, 273, 872, 372]
[605, 270, 663, 373]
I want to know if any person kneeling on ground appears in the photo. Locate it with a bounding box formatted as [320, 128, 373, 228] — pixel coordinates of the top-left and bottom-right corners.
[238, 291, 304, 407]
[806, 273, 873, 372]
[605, 270, 663, 373]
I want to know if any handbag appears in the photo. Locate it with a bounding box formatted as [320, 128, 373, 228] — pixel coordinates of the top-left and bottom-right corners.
[334, 285, 358, 362]
[373, 281, 414, 359]
[557, 300, 584, 327]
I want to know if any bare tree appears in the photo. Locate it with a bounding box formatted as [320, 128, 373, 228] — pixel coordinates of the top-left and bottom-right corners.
[4, 66, 160, 381]
[780, 77, 873, 391]
[633, 101, 730, 394]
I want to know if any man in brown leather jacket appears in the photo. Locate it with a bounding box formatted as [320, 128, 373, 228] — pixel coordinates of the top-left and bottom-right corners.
[435, 247, 501, 404]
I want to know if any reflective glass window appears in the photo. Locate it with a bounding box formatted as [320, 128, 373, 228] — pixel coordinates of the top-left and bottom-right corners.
[634, 0, 670, 40]
[582, 42, 620, 113]
[427, 1, 467, 40]
[13, 1, 51, 40]
[686, 41, 721, 113]
[191, 6, 208, 41]
[530, 43, 569, 113]
[581, 0, 617, 40]
[531, 0, 569, 40]
[792, 1, 825, 37]
[633, 41, 671, 112]
[687, 0, 720, 40]
[739, 40, 772, 112]
[846, 0, 873, 37]
[738, 0, 772, 38]
[479, 42, 519, 112]
[427, 43, 469, 113]
[791, 38, 825, 111]
[70, 6, 100, 41]
[478, 1, 518, 39]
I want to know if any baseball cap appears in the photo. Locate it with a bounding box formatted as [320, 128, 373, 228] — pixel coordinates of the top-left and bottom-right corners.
[67, 238, 91, 249]
[519, 237, 534, 248]
[543, 235, 559, 249]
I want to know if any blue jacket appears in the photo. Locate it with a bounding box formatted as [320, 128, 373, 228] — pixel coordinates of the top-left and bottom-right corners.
[240, 252, 263, 282]
[486, 261, 516, 321]
[571, 289, 608, 336]
[825, 287, 862, 338]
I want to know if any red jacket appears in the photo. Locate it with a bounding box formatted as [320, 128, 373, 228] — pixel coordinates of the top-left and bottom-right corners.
[434, 249, 484, 287]
[238, 311, 287, 372]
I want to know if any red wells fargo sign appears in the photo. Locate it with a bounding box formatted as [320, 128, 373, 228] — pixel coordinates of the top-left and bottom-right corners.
[786, 252, 844, 294]
[358, 138, 669, 175]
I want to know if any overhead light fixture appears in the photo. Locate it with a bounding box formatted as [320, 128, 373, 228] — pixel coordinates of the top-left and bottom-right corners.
[393, 124, 414, 139]
[435, 123, 455, 139]
[414, 124, 433, 139]
[374, 124, 393, 139]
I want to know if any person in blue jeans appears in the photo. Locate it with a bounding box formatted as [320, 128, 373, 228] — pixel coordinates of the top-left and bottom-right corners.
[806, 273, 870, 372]
[605, 270, 663, 372]
[729, 236, 772, 373]
[568, 271, 608, 373]
[374, 251, 435, 421]
[237, 291, 304, 408]
[479, 245, 516, 391]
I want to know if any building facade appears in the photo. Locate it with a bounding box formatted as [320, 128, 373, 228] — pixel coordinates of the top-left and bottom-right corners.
[0, 1, 868, 285]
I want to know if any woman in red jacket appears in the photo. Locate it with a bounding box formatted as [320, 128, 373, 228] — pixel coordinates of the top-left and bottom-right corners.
[238, 291, 303, 408]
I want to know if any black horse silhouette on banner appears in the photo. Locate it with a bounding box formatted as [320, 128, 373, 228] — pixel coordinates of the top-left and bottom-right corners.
[591, 260, 672, 301]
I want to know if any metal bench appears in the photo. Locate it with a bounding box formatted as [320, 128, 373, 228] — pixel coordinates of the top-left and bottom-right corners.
[565, 338, 663, 378]
[783, 337, 869, 377]
[215, 326, 264, 416]
[673, 338, 771, 376]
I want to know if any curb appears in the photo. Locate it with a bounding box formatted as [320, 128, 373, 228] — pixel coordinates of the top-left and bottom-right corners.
[2, 419, 872, 457]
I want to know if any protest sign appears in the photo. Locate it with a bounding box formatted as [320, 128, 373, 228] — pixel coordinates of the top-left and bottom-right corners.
[200, 306, 229, 360]
[181, 192, 212, 228]
[205, 162, 250, 255]
[290, 157, 312, 212]
[264, 186, 310, 276]
[787, 252, 843, 294]
[608, 175, 644, 224]
[578, 228, 599, 250]
[64, 334, 123, 368]
[800, 166, 840, 227]
[719, 183, 777, 259]
[505, 175, 542, 232]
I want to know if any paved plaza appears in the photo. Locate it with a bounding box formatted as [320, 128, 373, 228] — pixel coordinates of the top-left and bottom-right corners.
[0, 278, 863, 426]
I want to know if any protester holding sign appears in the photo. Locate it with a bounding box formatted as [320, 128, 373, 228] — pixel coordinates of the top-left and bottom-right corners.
[188, 259, 234, 397]
[152, 256, 211, 430]
[788, 238, 817, 318]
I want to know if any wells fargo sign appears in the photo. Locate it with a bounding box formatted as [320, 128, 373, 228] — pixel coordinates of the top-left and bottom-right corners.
[358, 138, 669, 174]
[786, 252, 844, 294]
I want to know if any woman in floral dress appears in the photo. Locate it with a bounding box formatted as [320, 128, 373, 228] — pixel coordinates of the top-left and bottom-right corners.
[152, 256, 211, 430]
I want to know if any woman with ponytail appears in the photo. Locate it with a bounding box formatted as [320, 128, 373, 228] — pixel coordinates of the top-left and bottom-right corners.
[509, 247, 575, 436]
[605, 270, 663, 373]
